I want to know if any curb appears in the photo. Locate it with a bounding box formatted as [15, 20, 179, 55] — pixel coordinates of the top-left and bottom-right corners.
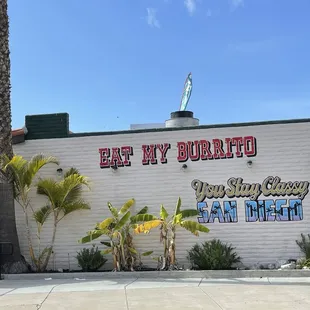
[3, 269, 310, 280]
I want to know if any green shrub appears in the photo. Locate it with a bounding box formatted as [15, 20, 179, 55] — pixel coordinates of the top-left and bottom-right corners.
[296, 234, 310, 259]
[304, 259, 310, 268]
[297, 258, 310, 269]
[76, 245, 107, 272]
[187, 239, 241, 270]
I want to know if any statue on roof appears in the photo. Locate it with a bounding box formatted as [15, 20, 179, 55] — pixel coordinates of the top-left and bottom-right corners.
[179, 72, 192, 111]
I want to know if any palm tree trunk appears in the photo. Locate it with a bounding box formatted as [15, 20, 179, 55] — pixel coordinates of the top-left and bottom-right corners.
[0, 183, 27, 272]
[23, 208, 36, 267]
[0, 0, 13, 160]
[169, 229, 176, 268]
[41, 217, 57, 271]
[161, 228, 169, 270]
[113, 245, 120, 271]
[0, 0, 29, 274]
[36, 226, 42, 272]
[119, 234, 126, 270]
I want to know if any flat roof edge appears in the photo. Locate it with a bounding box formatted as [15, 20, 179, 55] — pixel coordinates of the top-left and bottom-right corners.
[67, 117, 310, 138]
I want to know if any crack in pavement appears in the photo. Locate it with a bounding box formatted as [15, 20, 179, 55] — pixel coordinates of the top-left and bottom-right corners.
[36, 284, 59, 310]
[36, 280, 73, 310]
[199, 286, 224, 310]
[0, 288, 16, 296]
[124, 278, 138, 310]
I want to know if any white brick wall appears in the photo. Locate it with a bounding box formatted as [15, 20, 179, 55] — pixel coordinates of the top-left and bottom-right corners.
[13, 121, 310, 271]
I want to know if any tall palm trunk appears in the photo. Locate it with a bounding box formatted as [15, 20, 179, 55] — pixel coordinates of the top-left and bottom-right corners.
[23, 208, 35, 265]
[41, 215, 57, 271]
[160, 225, 169, 270]
[169, 228, 176, 267]
[0, 0, 28, 273]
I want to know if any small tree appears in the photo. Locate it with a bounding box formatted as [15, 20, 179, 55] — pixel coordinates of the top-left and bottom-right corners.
[0, 154, 59, 268]
[79, 199, 152, 271]
[131, 197, 210, 270]
[32, 205, 53, 271]
[36, 167, 91, 271]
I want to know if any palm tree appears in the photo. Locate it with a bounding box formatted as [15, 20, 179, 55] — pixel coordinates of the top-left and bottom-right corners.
[131, 197, 210, 270]
[79, 199, 152, 272]
[36, 168, 91, 271]
[1, 154, 59, 270]
[0, 0, 27, 273]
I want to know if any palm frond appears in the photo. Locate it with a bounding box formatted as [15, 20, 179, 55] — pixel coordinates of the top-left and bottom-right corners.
[102, 248, 113, 255]
[119, 198, 135, 215]
[24, 154, 59, 187]
[160, 204, 169, 219]
[79, 230, 104, 243]
[37, 173, 91, 222]
[128, 247, 138, 254]
[62, 200, 91, 216]
[130, 214, 158, 224]
[1, 155, 59, 204]
[174, 197, 182, 216]
[60, 173, 90, 204]
[180, 220, 210, 236]
[173, 213, 183, 225]
[33, 205, 51, 226]
[141, 251, 153, 256]
[114, 211, 131, 230]
[98, 218, 115, 230]
[136, 206, 148, 215]
[100, 241, 112, 247]
[37, 178, 59, 207]
[134, 220, 162, 234]
[1, 155, 27, 197]
[131, 223, 139, 229]
[180, 209, 199, 218]
[107, 202, 119, 218]
[64, 167, 80, 178]
[2, 155, 27, 173]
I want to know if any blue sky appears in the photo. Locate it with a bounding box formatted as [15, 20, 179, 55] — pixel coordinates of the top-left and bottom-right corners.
[8, 0, 310, 132]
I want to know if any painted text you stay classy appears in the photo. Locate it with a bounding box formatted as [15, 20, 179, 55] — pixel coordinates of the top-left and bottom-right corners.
[191, 176, 310, 203]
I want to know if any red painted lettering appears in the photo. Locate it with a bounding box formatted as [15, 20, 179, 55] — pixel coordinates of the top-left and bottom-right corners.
[99, 148, 110, 168]
[231, 137, 243, 157]
[224, 138, 233, 158]
[212, 139, 226, 159]
[156, 143, 170, 164]
[121, 146, 133, 166]
[110, 147, 123, 166]
[244, 136, 256, 157]
[200, 140, 213, 160]
[177, 142, 188, 162]
[187, 141, 200, 161]
[142, 145, 157, 165]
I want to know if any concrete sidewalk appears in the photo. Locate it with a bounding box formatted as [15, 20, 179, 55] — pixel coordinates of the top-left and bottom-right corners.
[1, 277, 310, 309]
